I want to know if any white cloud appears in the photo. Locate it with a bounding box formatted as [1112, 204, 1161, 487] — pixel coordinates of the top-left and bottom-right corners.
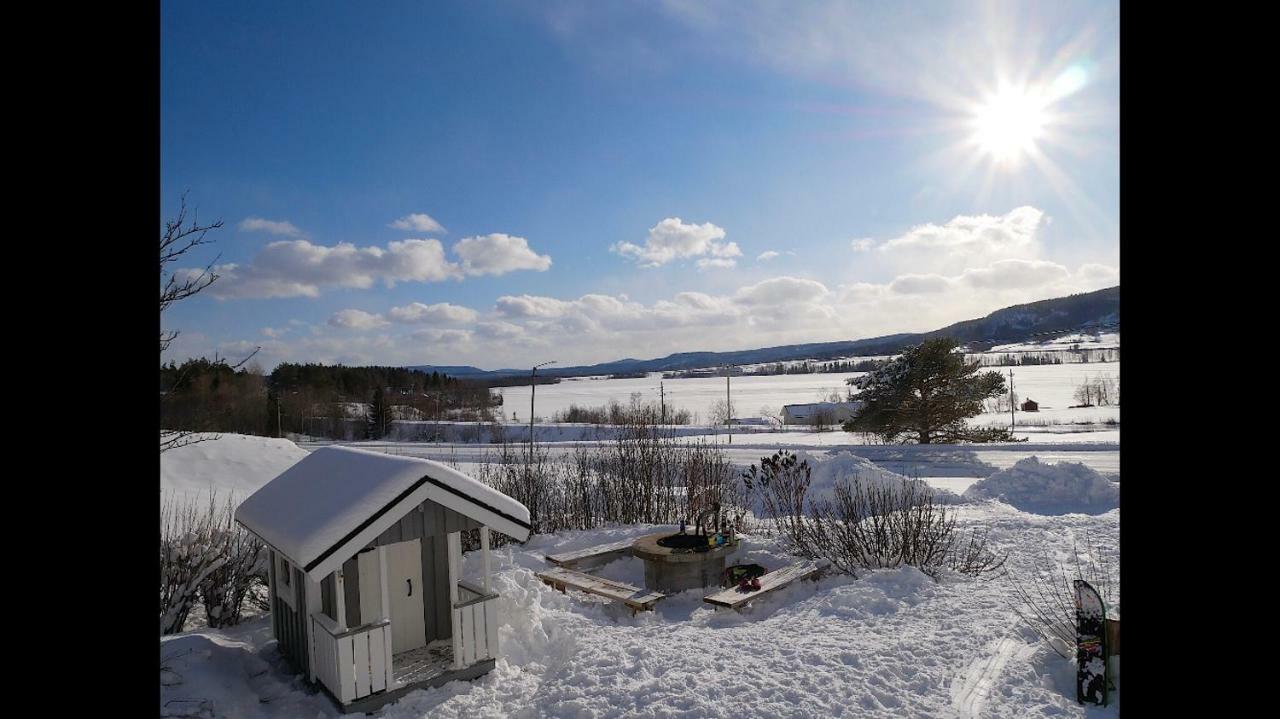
[495, 295, 573, 319]
[474, 321, 528, 341]
[850, 238, 874, 252]
[757, 251, 781, 261]
[733, 276, 830, 306]
[387, 302, 479, 324]
[239, 218, 303, 237]
[611, 218, 740, 268]
[878, 206, 1045, 273]
[1077, 263, 1120, 287]
[327, 309, 389, 330]
[959, 259, 1070, 289]
[696, 257, 737, 270]
[889, 274, 952, 295]
[453, 234, 553, 276]
[176, 257, 1118, 371]
[390, 213, 446, 234]
[410, 328, 472, 345]
[194, 238, 460, 299]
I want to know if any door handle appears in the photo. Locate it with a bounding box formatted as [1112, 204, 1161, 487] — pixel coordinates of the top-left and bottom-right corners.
[407, 578, 413, 596]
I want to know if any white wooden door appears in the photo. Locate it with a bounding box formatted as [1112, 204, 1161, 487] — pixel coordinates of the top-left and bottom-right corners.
[386, 539, 427, 654]
[357, 549, 383, 624]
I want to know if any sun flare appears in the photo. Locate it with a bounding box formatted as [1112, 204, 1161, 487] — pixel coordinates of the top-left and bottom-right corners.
[970, 85, 1049, 165]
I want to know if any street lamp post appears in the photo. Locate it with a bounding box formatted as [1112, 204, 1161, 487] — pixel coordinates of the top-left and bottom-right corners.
[530, 360, 556, 453]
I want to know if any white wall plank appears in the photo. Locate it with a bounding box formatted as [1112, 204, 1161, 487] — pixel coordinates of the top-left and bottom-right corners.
[353, 633, 370, 698]
[484, 597, 499, 660]
[370, 626, 386, 693]
[337, 636, 356, 703]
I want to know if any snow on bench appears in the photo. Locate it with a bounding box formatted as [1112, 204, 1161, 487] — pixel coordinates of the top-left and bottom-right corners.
[536, 566, 666, 612]
[703, 561, 823, 610]
[543, 537, 639, 570]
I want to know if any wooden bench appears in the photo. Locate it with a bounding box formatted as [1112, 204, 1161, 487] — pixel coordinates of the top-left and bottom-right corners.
[703, 561, 824, 610]
[536, 566, 666, 613]
[543, 537, 642, 570]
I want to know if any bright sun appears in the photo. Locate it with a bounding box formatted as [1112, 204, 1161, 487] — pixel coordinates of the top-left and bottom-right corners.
[970, 85, 1049, 165]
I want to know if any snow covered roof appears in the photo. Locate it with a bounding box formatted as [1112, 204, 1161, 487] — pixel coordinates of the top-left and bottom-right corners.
[782, 401, 863, 413]
[235, 446, 531, 581]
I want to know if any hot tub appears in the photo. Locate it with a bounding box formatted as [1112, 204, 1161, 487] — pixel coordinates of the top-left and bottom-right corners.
[631, 531, 738, 593]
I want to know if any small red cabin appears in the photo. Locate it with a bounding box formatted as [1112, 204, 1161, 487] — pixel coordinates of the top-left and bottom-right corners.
[1021, 398, 1039, 412]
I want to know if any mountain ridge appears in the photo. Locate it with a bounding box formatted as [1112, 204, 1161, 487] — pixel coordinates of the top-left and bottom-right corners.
[408, 286, 1119, 379]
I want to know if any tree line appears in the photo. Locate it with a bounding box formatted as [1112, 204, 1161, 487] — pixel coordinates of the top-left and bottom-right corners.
[160, 359, 505, 441]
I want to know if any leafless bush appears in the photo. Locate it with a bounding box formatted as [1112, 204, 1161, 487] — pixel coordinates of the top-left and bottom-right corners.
[197, 496, 266, 628]
[745, 451, 1006, 580]
[161, 494, 230, 635]
[741, 451, 814, 557]
[479, 416, 736, 541]
[1004, 531, 1117, 658]
[160, 492, 265, 634]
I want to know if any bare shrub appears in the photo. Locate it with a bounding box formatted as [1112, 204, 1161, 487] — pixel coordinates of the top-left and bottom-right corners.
[745, 451, 1006, 580]
[1004, 531, 1118, 658]
[479, 415, 736, 542]
[160, 492, 265, 634]
[160, 494, 229, 635]
[741, 451, 815, 557]
[198, 496, 266, 628]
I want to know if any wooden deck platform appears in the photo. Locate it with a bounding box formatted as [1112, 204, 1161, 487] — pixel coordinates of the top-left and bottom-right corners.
[703, 561, 823, 610]
[543, 537, 640, 570]
[536, 565, 666, 611]
[392, 640, 454, 686]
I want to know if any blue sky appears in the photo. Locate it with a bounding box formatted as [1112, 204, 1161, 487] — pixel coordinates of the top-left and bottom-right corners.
[161, 0, 1119, 370]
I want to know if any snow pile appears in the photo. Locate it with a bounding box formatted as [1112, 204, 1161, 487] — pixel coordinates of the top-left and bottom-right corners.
[801, 450, 961, 504]
[160, 433, 309, 501]
[963, 456, 1119, 515]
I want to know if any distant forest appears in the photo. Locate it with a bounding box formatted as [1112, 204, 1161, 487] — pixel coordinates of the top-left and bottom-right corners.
[159, 360, 510, 441]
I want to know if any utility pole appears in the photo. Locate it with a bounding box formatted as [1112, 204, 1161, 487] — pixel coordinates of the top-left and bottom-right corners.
[660, 382, 666, 425]
[530, 360, 556, 455]
[726, 364, 733, 445]
[1009, 369, 1015, 434]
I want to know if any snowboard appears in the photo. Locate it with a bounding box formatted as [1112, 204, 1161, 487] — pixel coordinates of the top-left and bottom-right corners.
[1074, 579, 1109, 706]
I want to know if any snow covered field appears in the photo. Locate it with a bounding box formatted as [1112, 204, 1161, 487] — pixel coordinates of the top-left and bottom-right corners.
[495, 362, 1119, 427]
[161, 434, 1120, 718]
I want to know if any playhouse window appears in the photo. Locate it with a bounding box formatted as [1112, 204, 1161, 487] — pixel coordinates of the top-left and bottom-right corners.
[279, 556, 291, 586]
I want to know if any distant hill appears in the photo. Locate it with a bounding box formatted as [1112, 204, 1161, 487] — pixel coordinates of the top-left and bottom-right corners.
[408, 286, 1119, 379]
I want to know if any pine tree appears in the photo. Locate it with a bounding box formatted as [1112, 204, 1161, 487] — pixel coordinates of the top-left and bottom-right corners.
[367, 386, 391, 440]
[845, 337, 1008, 443]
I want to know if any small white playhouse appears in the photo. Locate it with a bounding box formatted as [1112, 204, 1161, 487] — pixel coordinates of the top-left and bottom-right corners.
[235, 446, 531, 713]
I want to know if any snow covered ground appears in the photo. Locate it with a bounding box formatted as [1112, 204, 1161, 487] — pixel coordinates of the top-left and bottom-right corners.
[163, 507, 1119, 718]
[494, 361, 1118, 427]
[161, 437, 1120, 718]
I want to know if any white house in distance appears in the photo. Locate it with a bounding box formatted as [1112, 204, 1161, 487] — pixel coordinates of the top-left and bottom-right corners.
[234, 446, 531, 714]
[782, 400, 864, 426]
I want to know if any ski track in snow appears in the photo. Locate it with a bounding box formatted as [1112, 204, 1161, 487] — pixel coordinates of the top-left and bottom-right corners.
[950, 633, 1035, 718]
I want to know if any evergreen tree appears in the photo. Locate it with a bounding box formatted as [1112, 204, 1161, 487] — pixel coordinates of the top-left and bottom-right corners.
[366, 386, 392, 440]
[844, 337, 1009, 444]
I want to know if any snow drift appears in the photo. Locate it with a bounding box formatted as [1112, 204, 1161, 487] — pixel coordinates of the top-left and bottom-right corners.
[160, 433, 309, 500]
[800, 450, 961, 505]
[962, 456, 1119, 515]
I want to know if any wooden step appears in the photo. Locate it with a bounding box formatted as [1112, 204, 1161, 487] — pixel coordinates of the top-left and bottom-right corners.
[703, 561, 823, 609]
[536, 566, 666, 611]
